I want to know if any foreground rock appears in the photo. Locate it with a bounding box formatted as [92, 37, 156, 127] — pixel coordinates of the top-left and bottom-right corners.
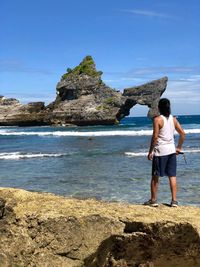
[0, 56, 168, 126]
[0, 188, 199, 267]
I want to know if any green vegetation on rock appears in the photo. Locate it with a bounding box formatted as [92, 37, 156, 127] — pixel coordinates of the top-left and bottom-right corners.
[96, 97, 116, 111]
[62, 55, 103, 80]
[103, 97, 116, 105]
[96, 104, 110, 111]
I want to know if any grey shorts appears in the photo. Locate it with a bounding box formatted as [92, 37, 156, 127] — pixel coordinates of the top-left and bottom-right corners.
[152, 153, 177, 177]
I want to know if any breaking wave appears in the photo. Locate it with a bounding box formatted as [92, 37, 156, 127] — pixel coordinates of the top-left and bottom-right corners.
[125, 152, 148, 157]
[0, 152, 68, 160]
[125, 149, 200, 157]
[0, 129, 199, 137]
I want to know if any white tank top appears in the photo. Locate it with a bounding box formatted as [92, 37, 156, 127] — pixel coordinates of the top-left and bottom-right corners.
[154, 115, 176, 156]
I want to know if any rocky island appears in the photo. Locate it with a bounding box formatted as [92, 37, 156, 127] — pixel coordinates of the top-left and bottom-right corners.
[0, 56, 168, 126]
[0, 188, 200, 267]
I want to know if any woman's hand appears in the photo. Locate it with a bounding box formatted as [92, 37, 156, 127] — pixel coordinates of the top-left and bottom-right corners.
[148, 152, 153, 161]
[176, 147, 182, 155]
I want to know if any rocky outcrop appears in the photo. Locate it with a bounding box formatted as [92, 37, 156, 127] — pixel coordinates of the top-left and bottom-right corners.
[0, 56, 168, 126]
[0, 96, 47, 126]
[47, 56, 167, 125]
[0, 188, 200, 267]
[122, 77, 168, 118]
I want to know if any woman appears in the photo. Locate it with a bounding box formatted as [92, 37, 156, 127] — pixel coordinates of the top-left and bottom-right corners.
[144, 98, 185, 207]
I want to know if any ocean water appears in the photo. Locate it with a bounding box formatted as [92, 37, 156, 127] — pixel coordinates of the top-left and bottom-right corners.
[0, 115, 199, 206]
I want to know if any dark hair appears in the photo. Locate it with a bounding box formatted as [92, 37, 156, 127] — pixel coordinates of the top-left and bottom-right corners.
[158, 98, 171, 117]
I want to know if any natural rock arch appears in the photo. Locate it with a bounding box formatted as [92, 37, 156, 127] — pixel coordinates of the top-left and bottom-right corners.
[0, 56, 168, 126]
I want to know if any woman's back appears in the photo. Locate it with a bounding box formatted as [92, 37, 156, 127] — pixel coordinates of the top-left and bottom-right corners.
[154, 115, 176, 156]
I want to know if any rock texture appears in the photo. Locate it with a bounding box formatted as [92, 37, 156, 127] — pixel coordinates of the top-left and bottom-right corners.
[122, 77, 169, 118]
[0, 187, 200, 267]
[0, 96, 47, 126]
[0, 56, 168, 126]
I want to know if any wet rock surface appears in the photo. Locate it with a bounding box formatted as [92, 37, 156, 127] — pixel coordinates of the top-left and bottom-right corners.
[0, 187, 199, 267]
[0, 56, 168, 126]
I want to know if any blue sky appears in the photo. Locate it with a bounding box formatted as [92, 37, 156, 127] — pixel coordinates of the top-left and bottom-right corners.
[1, 0, 200, 116]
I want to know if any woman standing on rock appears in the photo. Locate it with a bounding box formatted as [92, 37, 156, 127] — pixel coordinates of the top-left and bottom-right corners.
[144, 98, 185, 207]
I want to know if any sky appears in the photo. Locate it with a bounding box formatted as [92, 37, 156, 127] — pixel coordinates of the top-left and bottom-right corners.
[1, 0, 200, 116]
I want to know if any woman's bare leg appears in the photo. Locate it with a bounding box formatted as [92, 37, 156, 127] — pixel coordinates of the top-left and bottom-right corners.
[169, 176, 177, 201]
[151, 175, 159, 201]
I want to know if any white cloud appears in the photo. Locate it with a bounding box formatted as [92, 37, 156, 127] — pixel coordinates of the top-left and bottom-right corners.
[0, 59, 54, 75]
[4, 92, 55, 105]
[128, 66, 200, 77]
[178, 75, 200, 82]
[121, 9, 175, 19]
[104, 77, 143, 83]
[104, 67, 200, 82]
[163, 79, 200, 115]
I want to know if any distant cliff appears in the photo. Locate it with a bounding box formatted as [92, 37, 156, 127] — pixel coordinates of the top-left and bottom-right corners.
[0, 56, 168, 126]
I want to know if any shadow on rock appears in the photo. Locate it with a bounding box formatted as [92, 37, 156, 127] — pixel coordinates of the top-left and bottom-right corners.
[84, 221, 200, 267]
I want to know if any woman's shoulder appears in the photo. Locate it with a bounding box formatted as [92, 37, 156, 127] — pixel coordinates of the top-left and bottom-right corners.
[153, 115, 164, 128]
[172, 115, 178, 125]
[154, 115, 163, 122]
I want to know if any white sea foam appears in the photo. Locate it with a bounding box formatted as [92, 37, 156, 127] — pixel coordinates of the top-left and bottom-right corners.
[184, 129, 200, 134]
[125, 152, 148, 157]
[183, 149, 200, 153]
[1, 130, 138, 137]
[0, 129, 152, 136]
[0, 128, 199, 137]
[125, 149, 200, 157]
[0, 152, 67, 160]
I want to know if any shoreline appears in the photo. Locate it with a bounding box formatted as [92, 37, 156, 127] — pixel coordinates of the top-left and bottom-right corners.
[0, 187, 200, 266]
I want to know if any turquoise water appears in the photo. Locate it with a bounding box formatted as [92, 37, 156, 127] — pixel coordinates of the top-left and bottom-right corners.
[0, 115, 199, 206]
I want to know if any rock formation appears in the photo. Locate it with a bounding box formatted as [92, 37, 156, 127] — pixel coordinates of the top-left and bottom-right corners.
[0, 96, 47, 126]
[0, 188, 200, 267]
[0, 56, 168, 126]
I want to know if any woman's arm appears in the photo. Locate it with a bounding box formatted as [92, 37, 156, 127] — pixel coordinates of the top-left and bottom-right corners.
[148, 117, 160, 160]
[173, 117, 185, 153]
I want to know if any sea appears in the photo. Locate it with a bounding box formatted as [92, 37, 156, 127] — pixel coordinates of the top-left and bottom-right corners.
[0, 115, 199, 206]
